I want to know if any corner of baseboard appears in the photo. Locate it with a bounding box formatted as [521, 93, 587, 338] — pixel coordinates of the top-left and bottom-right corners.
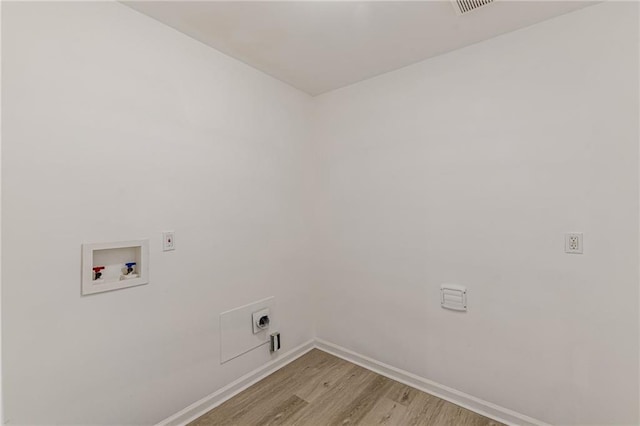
[156, 337, 547, 426]
[313, 338, 548, 426]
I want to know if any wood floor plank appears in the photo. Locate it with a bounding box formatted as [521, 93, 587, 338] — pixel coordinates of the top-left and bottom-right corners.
[294, 355, 354, 403]
[325, 375, 394, 425]
[191, 350, 331, 425]
[356, 396, 408, 425]
[386, 382, 418, 406]
[430, 403, 466, 426]
[400, 391, 444, 426]
[286, 365, 378, 424]
[455, 407, 502, 426]
[254, 395, 309, 426]
[189, 349, 504, 426]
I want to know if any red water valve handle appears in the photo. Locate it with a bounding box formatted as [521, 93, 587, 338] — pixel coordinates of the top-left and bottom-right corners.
[92, 266, 105, 272]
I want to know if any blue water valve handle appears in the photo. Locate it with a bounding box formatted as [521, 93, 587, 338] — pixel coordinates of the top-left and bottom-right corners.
[125, 262, 136, 274]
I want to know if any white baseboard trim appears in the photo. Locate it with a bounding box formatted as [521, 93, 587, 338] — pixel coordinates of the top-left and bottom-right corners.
[156, 339, 315, 426]
[315, 339, 548, 426]
[157, 338, 547, 426]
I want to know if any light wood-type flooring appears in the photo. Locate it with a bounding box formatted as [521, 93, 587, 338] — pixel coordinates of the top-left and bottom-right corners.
[190, 349, 503, 426]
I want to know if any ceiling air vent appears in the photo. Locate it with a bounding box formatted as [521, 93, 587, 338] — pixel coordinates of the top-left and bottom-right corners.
[452, 0, 495, 15]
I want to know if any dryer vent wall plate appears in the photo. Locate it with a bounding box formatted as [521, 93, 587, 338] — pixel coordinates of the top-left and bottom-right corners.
[441, 284, 467, 311]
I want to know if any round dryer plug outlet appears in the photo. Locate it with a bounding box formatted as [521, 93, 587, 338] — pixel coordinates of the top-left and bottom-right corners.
[252, 308, 270, 334]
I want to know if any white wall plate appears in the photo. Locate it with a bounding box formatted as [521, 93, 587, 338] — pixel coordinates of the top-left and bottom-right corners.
[565, 233, 583, 254]
[220, 297, 275, 363]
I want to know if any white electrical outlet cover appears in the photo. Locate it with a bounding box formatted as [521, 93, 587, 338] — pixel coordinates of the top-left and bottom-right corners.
[565, 233, 583, 254]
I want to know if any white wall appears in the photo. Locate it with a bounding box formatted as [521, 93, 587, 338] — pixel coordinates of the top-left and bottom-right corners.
[0, 1, 4, 422]
[3, 1, 640, 425]
[313, 2, 639, 425]
[2, 2, 314, 424]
